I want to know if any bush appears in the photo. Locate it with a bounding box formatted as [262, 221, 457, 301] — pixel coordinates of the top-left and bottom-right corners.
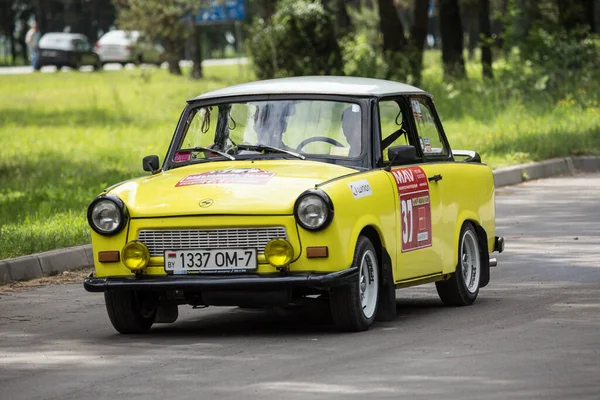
[246, 0, 343, 79]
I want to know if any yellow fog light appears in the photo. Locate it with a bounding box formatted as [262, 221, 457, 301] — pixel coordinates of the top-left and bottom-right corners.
[264, 239, 294, 268]
[122, 241, 150, 271]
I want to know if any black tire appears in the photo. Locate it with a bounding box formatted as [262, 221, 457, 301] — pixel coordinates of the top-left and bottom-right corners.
[93, 57, 102, 71]
[104, 290, 157, 334]
[436, 222, 481, 306]
[330, 236, 380, 332]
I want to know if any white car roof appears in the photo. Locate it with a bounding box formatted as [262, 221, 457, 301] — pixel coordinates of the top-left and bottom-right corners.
[189, 76, 429, 102]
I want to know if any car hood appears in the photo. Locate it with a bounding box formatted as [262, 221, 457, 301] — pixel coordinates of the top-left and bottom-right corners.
[107, 160, 357, 217]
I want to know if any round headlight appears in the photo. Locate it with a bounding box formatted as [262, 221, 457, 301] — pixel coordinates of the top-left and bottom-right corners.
[294, 190, 334, 231]
[122, 241, 150, 271]
[87, 195, 127, 235]
[264, 239, 294, 268]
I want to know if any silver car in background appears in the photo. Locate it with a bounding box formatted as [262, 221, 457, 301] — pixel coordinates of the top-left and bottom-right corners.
[94, 30, 165, 66]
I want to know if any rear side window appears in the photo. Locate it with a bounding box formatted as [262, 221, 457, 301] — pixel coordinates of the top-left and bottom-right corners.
[410, 97, 448, 159]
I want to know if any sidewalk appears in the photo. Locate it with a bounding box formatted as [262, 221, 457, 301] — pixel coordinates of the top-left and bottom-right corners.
[1, 155, 599, 284]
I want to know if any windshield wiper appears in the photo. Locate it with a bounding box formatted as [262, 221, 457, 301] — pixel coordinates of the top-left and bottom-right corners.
[182, 147, 235, 161]
[236, 144, 305, 160]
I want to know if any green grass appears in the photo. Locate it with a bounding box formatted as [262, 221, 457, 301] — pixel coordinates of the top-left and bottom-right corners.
[0, 65, 253, 259]
[1, 54, 599, 259]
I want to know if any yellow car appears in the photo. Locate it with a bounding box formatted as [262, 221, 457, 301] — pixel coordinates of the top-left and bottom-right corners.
[84, 76, 504, 333]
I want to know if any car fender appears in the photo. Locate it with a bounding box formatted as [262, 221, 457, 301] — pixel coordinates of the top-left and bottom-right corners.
[315, 170, 398, 272]
[446, 209, 485, 275]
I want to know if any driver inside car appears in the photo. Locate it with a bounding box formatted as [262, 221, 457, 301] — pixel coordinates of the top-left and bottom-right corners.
[252, 101, 296, 149]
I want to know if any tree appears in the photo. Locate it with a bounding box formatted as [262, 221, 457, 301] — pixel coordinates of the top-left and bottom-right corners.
[113, 0, 203, 76]
[558, 0, 595, 35]
[479, 0, 493, 78]
[246, 0, 344, 79]
[376, 0, 407, 52]
[440, 0, 466, 79]
[409, 0, 430, 84]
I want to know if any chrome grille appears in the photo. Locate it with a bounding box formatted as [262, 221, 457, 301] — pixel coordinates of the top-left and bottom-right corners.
[138, 227, 288, 257]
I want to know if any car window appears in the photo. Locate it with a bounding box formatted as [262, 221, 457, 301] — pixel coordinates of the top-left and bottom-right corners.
[410, 97, 448, 158]
[378, 99, 410, 162]
[177, 100, 363, 163]
[39, 35, 72, 50]
[72, 39, 90, 52]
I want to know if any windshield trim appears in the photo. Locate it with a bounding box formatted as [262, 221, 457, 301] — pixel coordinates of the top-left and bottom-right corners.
[163, 94, 373, 172]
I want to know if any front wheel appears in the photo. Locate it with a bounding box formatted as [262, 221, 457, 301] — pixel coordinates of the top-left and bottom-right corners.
[104, 290, 157, 334]
[436, 222, 481, 306]
[330, 236, 379, 331]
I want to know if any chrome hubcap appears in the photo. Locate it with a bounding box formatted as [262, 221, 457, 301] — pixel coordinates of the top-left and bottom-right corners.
[461, 230, 480, 293]
[359, 250, 378, 319]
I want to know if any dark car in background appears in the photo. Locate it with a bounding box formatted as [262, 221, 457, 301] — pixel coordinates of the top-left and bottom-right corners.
[38, 32, 102, 71]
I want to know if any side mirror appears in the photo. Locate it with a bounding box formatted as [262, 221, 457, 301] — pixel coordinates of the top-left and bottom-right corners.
[143, 155, 160, 172]
[387, 145, 417, 166]
[452, 149, 481, 163]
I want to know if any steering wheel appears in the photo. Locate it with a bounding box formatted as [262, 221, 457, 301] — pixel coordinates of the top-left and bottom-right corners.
[295, 136, 345, 152]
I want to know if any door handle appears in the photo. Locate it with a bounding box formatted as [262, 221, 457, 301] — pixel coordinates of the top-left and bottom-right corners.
[428, 174, 443, 182]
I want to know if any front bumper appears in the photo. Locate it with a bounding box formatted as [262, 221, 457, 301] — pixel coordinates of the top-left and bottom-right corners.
[83, 267, 358, 293]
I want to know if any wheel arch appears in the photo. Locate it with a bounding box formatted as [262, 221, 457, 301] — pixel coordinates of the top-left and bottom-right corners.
[451, 217, 490, 288]
[357, 225, 396, 321]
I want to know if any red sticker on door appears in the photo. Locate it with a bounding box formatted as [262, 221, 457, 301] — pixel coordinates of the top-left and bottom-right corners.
[390, 166, 432, 252]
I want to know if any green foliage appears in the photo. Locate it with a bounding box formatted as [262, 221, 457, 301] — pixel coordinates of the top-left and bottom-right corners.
[340, 2, 413, 83]
[0, 64, 253, 259]
[113, 0, 199, 74]
[246, 0, 343, 79]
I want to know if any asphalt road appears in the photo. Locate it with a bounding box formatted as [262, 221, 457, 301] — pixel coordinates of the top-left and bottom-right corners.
[1, 174, 599, 400]
[0, 58, 248, 75]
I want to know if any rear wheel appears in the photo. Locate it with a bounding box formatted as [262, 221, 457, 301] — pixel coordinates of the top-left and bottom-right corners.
[330, 236, 379, 332]
[104, 290, 157, 334]
[436, 223, 481, 306]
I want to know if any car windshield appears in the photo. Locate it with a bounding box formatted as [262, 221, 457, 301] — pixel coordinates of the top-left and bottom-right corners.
[173, 99, 362, 165]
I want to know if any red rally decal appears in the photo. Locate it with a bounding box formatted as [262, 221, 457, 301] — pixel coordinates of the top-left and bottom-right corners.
[176, 168, 275, 186]
[391, 166, 432, 252]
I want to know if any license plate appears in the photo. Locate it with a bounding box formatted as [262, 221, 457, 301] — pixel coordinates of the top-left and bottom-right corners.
[164, 249, 257, 274]
[42, 50, 57, 57]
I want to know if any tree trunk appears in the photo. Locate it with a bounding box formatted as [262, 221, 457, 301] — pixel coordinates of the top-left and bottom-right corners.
[34, 0, 46, 33]
[440, 0, 466, 79]
[259, 0, 278, 21]
[558, 0, 594, 34]
[409, 0, 430, 84]
[479, 0, 493, 79]
[377, 0, 407, 52]
[164, 40, 182, 75]
[190, 25, 203, 80]
[462, 4, 478, 61]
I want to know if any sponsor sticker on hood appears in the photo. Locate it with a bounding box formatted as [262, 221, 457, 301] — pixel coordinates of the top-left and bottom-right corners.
[348, 179, 372, 199]
[176, 168, 276, 186]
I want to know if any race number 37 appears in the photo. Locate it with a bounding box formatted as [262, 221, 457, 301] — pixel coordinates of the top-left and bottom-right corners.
[391, 166, 433, 252]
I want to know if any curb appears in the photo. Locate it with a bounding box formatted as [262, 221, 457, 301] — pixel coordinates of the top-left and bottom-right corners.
[493, 156, 600, 187]
[0, 245, 92, 285]
[2, 156, 600, 285]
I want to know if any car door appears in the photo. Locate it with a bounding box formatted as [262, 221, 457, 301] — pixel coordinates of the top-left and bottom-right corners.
[377, 97, 443, 281]
[407, 96, 459, 273]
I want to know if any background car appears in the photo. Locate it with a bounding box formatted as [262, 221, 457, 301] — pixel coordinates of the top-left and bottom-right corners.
[38, 32, 101, 71]
[94, 30, 165, 66]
